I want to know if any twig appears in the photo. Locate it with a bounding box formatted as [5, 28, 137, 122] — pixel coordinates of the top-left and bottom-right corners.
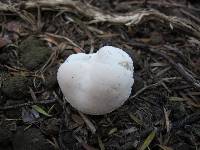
[180, 9, 200, 25]
[130, 82, 161, 99]
[130, 77, 181, 99]
[117, 1, 200, 12]
[44, 33, 84, 52]
[0, 99, 56, 110]
[163, 107, 171, 132]
[74, 135, 98, 150]
[150, 49, 200, 89]
[127, 42, 200, 88]
[29, 87, 38, 102]
[78, 111, 96, 134]
[172, 111, 200, 129]
[0, 0, 200, 39]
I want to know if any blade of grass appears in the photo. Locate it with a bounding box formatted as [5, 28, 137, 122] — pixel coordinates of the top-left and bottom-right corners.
[139, 130, 156, 150]
[32, 105, 52, 117]
[129, 113, 143, 126]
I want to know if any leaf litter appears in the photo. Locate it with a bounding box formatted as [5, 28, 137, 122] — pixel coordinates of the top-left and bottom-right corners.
[0, 0, 200, 150]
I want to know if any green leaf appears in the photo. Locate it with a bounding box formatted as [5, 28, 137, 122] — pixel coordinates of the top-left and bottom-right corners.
[32, 105, 52, 117]
[139, 130, 156, 150]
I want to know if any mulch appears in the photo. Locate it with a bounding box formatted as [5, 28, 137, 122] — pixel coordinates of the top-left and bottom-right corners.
[0, 0, 200, 150]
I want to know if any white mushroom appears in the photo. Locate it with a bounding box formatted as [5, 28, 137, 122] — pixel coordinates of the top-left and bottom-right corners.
[57, 46, 134, 115]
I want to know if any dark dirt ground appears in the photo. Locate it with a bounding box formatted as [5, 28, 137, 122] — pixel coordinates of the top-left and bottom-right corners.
[0, 0, 200, 150]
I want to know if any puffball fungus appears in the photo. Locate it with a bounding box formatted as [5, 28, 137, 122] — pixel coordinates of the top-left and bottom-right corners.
[57, 46, 134, 115]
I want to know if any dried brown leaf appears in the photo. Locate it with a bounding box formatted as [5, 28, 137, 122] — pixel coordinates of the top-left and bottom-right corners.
[71, 114, 84, 125]
[0, 36, 10, 48]
[6, 21, 22, 33]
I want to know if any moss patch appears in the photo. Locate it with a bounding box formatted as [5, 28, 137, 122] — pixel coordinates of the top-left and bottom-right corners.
[19, 36, 51, 70]
[1, 75, 30, 99]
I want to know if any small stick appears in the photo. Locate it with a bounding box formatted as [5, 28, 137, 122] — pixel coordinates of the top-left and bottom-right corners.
[0, 99, 56, 110]
[163, 107, 171, 132]
[78, 111, 96, 134]
[130, 77, 181, 99]
[0, 0, 200, 39]
[150, 49, 200, 89]
[172, 111, 200, 129]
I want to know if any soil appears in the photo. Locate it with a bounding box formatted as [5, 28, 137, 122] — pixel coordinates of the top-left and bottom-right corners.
[0, 0, 200, 150]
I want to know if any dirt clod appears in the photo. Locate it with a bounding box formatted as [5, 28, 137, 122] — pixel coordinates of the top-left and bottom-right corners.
[41, 118, 60, 135]
[0, 127, 12, 146]
[1, 75, 30, 99]
[13, 127, 55, 150]
[19, 36, 51, 70]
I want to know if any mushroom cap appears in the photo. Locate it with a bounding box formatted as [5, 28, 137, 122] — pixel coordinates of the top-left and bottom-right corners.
[57, 46, 134, 115]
